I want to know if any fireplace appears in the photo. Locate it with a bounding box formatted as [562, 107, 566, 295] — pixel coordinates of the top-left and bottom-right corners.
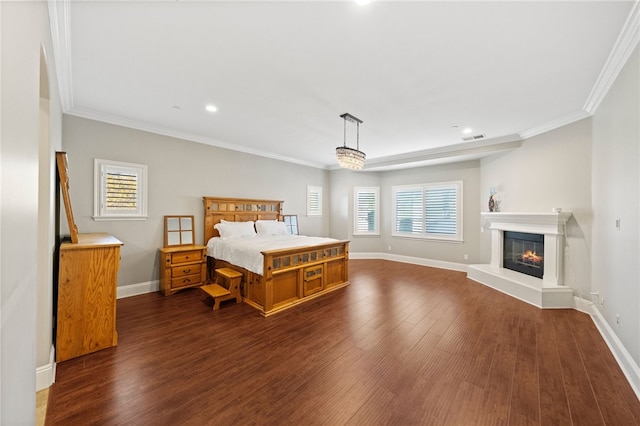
[503, 231, 544, 279]
[466, 212, 574, 309]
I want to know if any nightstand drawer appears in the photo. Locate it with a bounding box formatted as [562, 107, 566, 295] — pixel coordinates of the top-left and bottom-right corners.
[171, 273, 202, 289]
[171, 263, 202, 278]
[171, 250, 202, 264]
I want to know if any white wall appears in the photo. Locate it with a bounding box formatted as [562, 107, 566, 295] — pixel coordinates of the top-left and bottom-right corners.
[480, 118, 593, 298]
[592, 44, 640, 364]
[1, 0, 63, 422]
[62, 115, 330, 287]
[329, 168, 381, 251]
[478, 41, 640, 382]
[37, 42, 62, 390]
[380, 161, 482, 264]
[330, 160, 482, 264]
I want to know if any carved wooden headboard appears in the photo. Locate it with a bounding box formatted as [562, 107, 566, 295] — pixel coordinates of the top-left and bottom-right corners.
[202, 197, 284, 243]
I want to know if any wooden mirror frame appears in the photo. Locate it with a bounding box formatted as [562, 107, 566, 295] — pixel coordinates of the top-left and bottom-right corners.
[56, 152, 79, 243]
[164, 215, 195, 247]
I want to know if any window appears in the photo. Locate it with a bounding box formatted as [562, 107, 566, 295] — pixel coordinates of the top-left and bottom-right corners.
[392, 181, 462, 241]
[354, 187, 379, 235]
[94, 158, 148, 220]
[307, 185, 322, 216]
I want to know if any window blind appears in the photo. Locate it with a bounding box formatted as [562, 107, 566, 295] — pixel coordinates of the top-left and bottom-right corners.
[354, 187, 379, 235]
[392, 181, 462, 241]
[394, 188, 423, 235]
[425, 187, 457, 235]
[94, 158, 147, 220]
[106, 171, 138, 210]
[307, 186, 322, 216]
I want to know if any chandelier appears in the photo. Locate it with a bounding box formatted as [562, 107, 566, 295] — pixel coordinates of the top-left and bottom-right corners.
[336, 113, 366, 170]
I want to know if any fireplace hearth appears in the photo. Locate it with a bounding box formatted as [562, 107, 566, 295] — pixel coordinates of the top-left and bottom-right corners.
[503, 231, 544, 279]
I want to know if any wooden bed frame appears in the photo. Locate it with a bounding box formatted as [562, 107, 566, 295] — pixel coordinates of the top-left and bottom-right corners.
[203, 196, 349, 316]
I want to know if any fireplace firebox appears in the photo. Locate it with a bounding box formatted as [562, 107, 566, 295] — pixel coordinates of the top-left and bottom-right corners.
[503, 231, 544, 279]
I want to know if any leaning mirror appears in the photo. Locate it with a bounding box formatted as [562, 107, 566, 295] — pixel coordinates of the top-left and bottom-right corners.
[164, 215, 195, 247]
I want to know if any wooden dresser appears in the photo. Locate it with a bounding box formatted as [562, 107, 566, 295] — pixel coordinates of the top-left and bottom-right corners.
[159, 245, 207, 296]
[56, 233, 123, 362]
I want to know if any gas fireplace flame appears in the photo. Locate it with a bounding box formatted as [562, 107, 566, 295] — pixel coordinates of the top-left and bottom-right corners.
[521, 250, 543, 264]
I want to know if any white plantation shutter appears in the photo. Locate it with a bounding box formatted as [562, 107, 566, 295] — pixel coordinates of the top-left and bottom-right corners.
[392, 181, 462, 241]
[425, 186, 457, 235]
[106, 169, 138, 211]
[307, 186, 322, 216]
[94, 159, 148, 220]
[394, 187, 423, 235]
[354, 187, 379, 235]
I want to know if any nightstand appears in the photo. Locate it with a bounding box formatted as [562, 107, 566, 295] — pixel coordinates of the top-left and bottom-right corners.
[159, 245, 207, 296]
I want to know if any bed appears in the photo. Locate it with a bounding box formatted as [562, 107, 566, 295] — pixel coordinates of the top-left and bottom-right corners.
[203, 196, 349, 316]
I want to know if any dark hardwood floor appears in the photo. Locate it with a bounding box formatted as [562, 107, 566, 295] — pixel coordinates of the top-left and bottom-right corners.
[46, 260, 640, 425]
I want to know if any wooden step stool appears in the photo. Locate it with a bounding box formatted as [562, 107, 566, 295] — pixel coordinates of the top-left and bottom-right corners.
[200, 268, 243, 310]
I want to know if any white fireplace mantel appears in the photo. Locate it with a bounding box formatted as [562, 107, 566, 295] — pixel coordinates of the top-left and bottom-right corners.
[482, 212, 572, 235]
[483, 211, 572, 287]
[468, 211, 575, 308]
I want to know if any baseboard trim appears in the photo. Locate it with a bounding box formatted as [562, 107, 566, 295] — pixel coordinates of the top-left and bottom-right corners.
[577, 296, 640, 401]
[117, 280, 159, 299]
[349, 252, 468, 272]
[36, 345, 56, 391]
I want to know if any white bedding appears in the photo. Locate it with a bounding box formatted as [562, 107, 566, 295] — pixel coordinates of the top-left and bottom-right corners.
[206, 235, 339, 275]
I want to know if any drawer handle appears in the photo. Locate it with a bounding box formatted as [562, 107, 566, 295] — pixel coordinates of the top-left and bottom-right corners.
[184, 256, 190, 260]
[183, 269, 191, 274]
[183, 278, 191, 284]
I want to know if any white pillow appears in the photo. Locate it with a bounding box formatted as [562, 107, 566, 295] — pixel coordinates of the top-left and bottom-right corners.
[255, 220, 289, 236]
[214, 221, 256, 239]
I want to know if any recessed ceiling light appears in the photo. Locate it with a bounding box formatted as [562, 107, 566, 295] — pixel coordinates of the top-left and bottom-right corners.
[172, 105, 181, 110]
[355, 0, 372, 5]
[205, 104, 218, 113]
[462, 128, 473, 134]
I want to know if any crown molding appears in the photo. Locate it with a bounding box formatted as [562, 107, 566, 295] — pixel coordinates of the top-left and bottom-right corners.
[66, 108, 329, 170]
[49, 0, 638, 171]
[518, 109, 591, 140]
[347, 135, 523, 171]
[518, 1, 638, 141]
[48, 0, 73, 112]
[584, 0, 640, 114]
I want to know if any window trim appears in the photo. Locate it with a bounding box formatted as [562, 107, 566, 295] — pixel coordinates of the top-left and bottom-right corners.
[391, 180, 463, 242]
[93, 158, 148, 221]
[353, 186, 380, 236]
[306, 185, 322, 216]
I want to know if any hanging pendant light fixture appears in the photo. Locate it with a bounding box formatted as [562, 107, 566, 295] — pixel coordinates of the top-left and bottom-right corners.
[336, 113, 366, 170]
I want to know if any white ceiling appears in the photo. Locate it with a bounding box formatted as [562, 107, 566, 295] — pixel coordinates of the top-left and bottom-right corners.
[49, 0, 637, 170]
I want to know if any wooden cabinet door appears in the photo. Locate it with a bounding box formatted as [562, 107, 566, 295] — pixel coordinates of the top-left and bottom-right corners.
[303, 265, 324, 296]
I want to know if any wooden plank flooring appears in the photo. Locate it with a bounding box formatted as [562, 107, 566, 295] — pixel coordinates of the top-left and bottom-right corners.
[45, 260, 640, 425]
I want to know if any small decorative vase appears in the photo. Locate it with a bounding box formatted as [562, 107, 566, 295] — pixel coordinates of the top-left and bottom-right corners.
[488, 195, 496, 212]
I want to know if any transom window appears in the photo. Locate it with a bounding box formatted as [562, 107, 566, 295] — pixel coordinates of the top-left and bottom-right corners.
[392, 181, 462, 241]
